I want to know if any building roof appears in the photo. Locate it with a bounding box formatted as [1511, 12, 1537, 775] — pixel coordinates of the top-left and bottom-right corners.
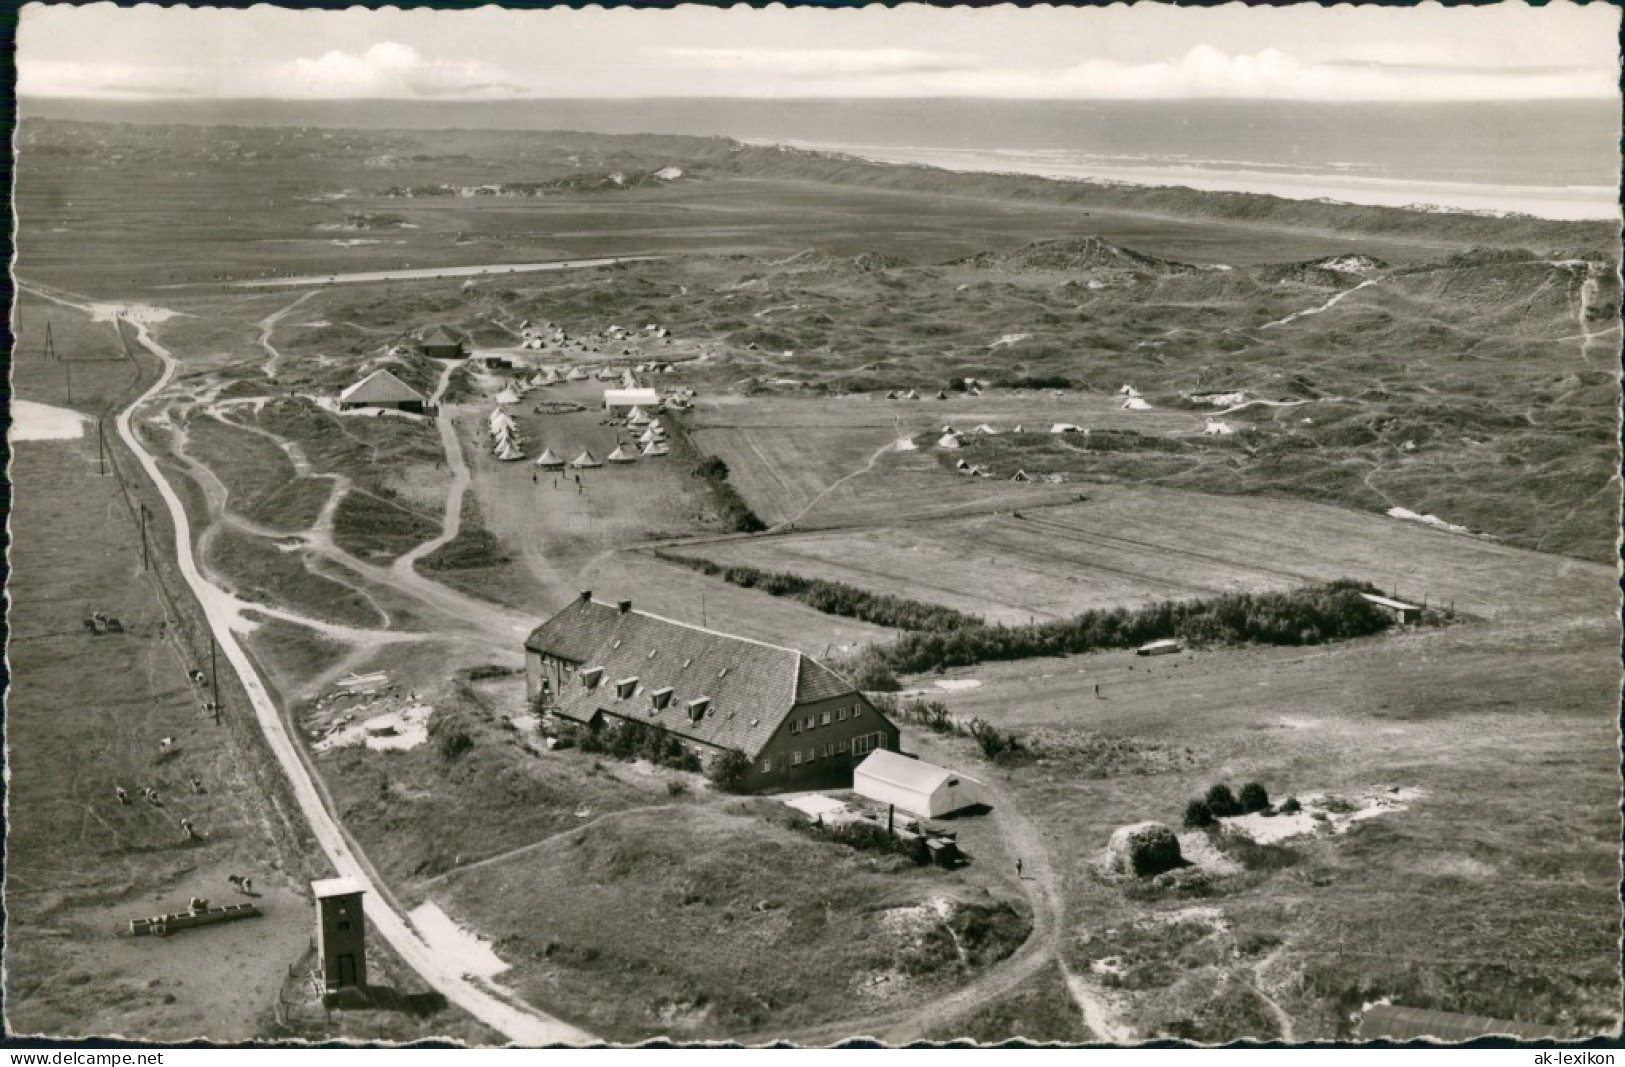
[525, 598, 864, 759]
[339, 368, 425, 405]
[604, 387, 661, 407]
[422, 325, 464, 347]
[856, 749, 977, 796]
[1358, 1005, 1565, 1042]
[312, 876, 365, 899]
[1361, 593, 1423, 612]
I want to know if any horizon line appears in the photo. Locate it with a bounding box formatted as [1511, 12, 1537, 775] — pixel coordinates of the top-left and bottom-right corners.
[19, 94, 1617, 105]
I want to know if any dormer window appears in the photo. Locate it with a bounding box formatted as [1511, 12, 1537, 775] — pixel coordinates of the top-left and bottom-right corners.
[581, 667, 604, 690]
[649, 687, 674, 710]
[615, 677, 638, 700]
[686, 697, 711, 722]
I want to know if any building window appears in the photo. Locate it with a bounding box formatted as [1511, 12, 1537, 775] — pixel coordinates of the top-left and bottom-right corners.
[792, 751, 801, 766]
[805, 716, 814, 731]
[761, 759, 772, 773]
[851, 704, 861, 719]
[820, 710, 832, 726]
[838, 739, 847, 752]
[837, 708, 846, 721]
[790, 720, 799, 734]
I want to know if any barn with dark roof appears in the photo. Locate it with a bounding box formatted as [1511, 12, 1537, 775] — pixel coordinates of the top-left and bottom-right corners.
[524, 592, 899, 791]
[418, 325, 467, 359]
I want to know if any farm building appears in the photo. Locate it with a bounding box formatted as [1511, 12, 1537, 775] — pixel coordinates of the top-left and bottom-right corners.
[604, 387, 661, 414]
[1361, 593, 1423, 624]
[853, 750, 988, 818]
[418, 325, 467, 359]
[338, 369, 427, 413]
[1357, 1005, 1564, 1042]
[524, 593, 899, 792]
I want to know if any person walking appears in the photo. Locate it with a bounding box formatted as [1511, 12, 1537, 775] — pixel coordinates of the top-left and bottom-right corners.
[1016, 858, 1024, 879]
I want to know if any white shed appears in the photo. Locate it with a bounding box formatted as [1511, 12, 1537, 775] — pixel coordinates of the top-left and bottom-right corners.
[604, 387, 660, 413]
[853, 750, 988, 819]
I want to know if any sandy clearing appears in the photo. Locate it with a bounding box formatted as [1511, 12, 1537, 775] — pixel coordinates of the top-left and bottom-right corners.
[11, 399, 89, 441]
[410, 901, 511, 980]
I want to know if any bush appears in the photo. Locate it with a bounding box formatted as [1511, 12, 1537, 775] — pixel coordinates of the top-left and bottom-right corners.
[1205, 784, 1243, 818]
[666, 778, 689, 797]
[1108, 821, 1184, 878]
[706, 749, 751, 794]
[1183, 799, 1215, 829]
[437, 727, 474, 762]
[1240, 782, 1270, 813]
[1279, 796, 1301, 814]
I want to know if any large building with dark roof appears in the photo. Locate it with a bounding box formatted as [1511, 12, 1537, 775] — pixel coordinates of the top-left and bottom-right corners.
[524, 592, 899, 791]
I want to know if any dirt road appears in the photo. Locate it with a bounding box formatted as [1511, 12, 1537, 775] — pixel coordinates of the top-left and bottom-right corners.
[104, 304, 593, 1043]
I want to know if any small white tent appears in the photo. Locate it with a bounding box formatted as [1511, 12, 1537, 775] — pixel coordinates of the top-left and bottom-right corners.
[534, 448, 565, 470]
[606, 445, 637, 464]
[1121, 397, 1153, 411]
[571, 450, 602, 469]
[640, 441, 670, 457]
[854, 750, 988, 819]
[937, 433, 962, 450]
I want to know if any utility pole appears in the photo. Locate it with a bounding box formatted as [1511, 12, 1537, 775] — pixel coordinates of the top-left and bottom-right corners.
[43, 320, 55, 362]
[210, 634, 220, 724]
[139, 502, 151, 571]
[97, 418, 106, 476]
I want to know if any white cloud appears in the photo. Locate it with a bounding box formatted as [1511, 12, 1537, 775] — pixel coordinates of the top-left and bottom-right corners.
[274, 42, 523, 99]
[653, 47, 978, 79]
[800, 45, 1617, 100]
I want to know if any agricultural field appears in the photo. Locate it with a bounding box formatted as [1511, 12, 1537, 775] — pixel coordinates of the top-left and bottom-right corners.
[670, 482, 1611, 626]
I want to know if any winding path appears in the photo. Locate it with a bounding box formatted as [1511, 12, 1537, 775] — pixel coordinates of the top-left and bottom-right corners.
[1259, 278, 1378, 329]
[258, 291, 317, 380]
[98, 302, 594, 1044]
[396, 361, 470, 575]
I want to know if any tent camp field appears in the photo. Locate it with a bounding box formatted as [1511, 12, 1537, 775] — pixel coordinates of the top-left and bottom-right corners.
[665, 482, 1611, 626]
[682, 394, 1200, 527]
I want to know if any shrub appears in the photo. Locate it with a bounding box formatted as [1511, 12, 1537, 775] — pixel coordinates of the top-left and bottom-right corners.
[1108, 821, 1184, 878]
[1205, 784, 1243, 818]
[436, 727, 474, 762]
[666, 778, 689, 797]
[706, 749, 752, 794]
[1183, 799, 1215, 829]
[1240, 782, 1270, 813]
[1279, 796, 1302, 814]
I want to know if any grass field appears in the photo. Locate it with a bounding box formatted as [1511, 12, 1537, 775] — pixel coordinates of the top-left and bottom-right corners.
[437, 801, 1030, 1043]
[908, 616, 1623, 1040]
[673, 481, 1611, 627]
[4, 433, 320, 1042]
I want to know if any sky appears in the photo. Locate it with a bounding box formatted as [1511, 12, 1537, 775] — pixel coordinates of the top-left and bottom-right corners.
[18, 2, 1621, 102]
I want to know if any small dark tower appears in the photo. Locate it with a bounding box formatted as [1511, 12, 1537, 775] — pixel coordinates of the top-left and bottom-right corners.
[312, 877, 367, 995]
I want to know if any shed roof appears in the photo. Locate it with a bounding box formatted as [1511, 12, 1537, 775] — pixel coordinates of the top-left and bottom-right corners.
[856, 749, 976, 796]
[604, 387, 661, 406]
[1358, 1005, 1564, 1042]
[339, 368, 425, 405]
[1361, 593, 1423, 612]
[422, 325, 464, 346]
[312, 876, 365, 899]
[525, 598, 864, 759]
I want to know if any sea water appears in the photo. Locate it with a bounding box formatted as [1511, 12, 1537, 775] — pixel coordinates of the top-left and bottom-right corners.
[24, 96, 1620, 220]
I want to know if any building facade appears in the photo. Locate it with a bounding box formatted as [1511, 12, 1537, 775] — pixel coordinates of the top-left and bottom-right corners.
[524, 592, 899, 792]
[311, 877, 367, 994]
